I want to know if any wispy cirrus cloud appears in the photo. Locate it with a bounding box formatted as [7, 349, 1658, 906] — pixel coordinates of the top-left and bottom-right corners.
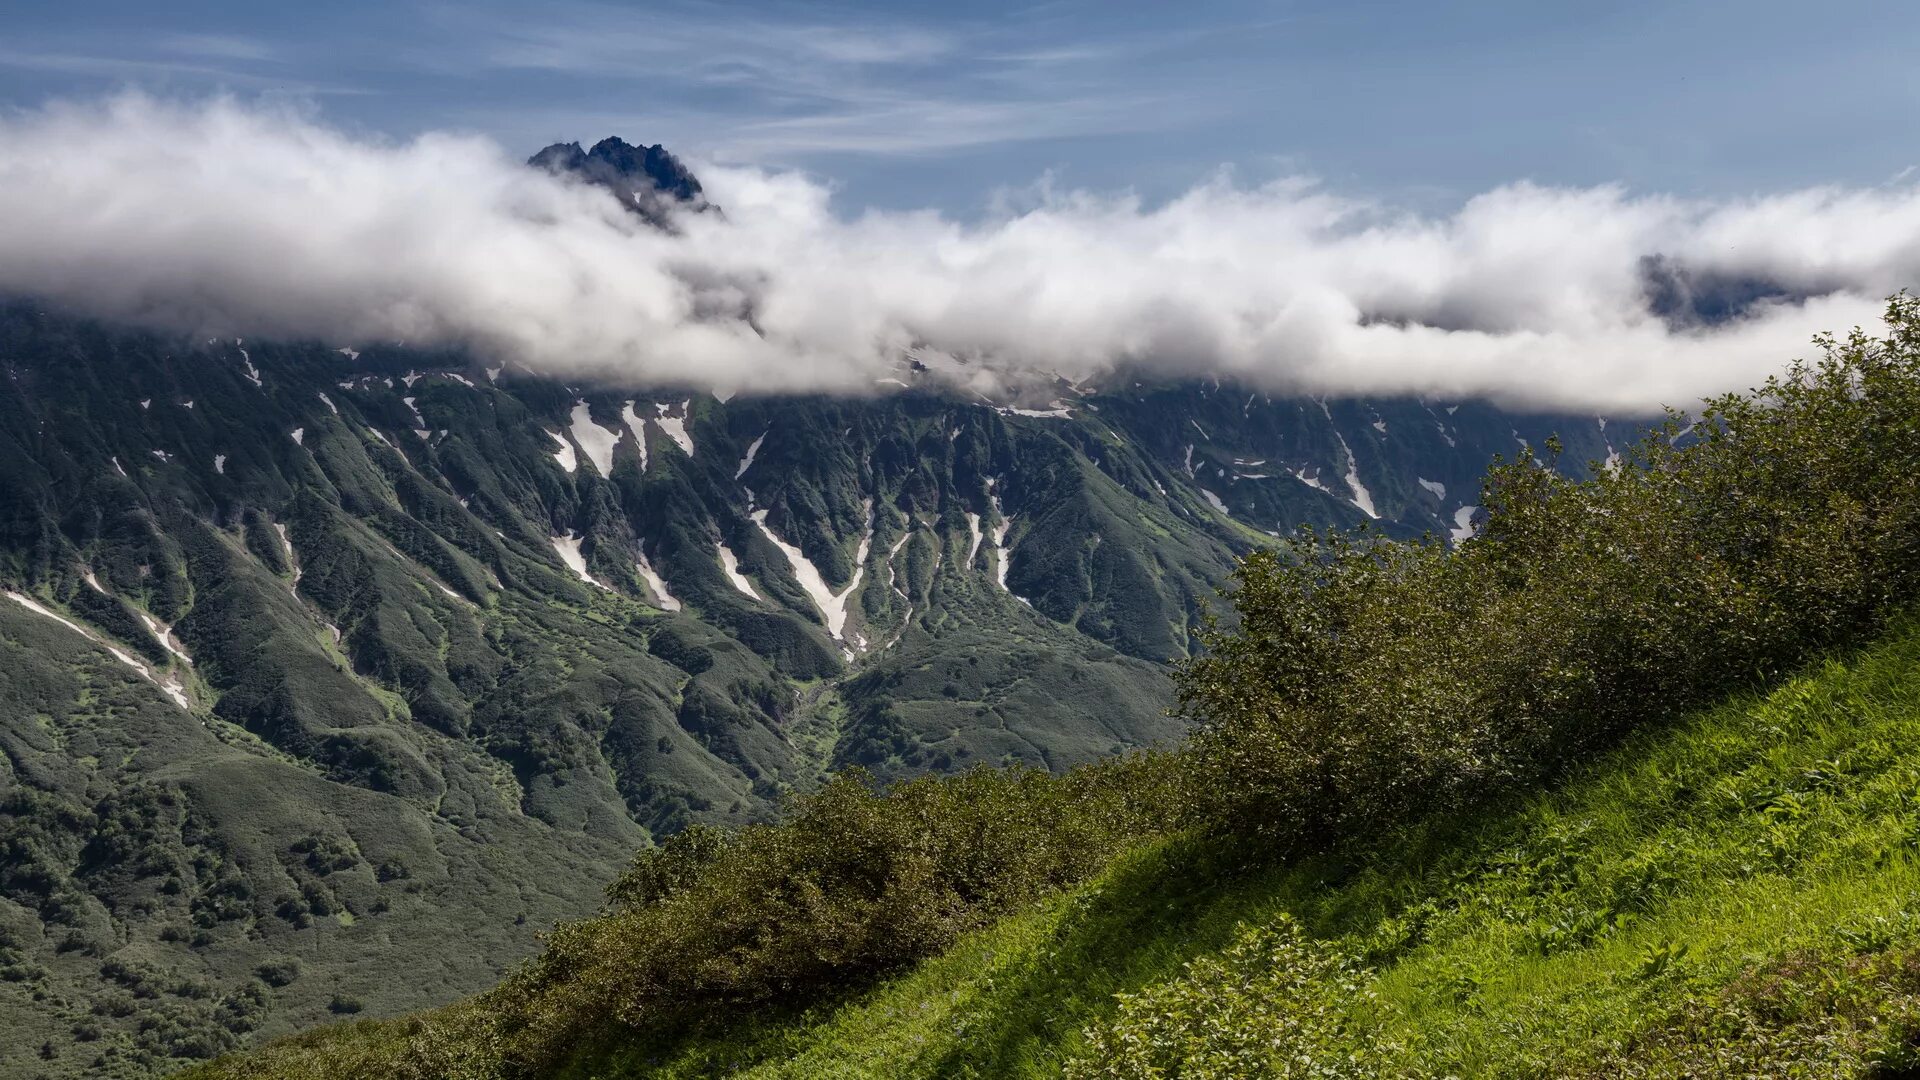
[415, 1, 1209, 158]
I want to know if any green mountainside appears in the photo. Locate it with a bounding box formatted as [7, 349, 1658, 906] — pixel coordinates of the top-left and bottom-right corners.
[0, 302, 1624, 1077]
[166, 298, 1920, 1079]
[575, 614, 1920, 1078]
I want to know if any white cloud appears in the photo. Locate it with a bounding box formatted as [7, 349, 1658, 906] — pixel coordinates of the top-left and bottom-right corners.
[0, 94, 1914, 410]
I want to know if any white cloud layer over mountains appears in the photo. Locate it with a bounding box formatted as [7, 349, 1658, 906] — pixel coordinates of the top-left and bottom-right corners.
[1, 95, 1917, 410]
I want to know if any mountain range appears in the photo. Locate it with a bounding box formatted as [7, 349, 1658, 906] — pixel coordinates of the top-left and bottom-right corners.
[0, 140, 1646, 1078]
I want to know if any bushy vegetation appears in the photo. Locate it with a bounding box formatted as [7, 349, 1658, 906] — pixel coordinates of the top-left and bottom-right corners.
[190, 298, 1920, 1078]
[183, 756, 1179, 1078]
[602, 615, 1920, 1078]
[1184, 294, 1920, 850]
[1063, 631, 1920, 1077]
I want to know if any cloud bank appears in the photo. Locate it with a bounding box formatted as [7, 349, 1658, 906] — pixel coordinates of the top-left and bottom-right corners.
[1, 95, 1917, 410]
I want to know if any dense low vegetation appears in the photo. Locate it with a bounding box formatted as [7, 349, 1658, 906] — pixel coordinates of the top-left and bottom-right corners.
[189, 298, 1920, 1077]
[1182, 295, 1920, 851]
[600, 615, 1920, 1077]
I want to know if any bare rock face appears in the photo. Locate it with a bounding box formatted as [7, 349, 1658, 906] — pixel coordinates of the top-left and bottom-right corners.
[529, 136, 711, 226]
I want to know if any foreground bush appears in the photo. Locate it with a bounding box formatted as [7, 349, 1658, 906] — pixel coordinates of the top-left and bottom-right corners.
[1182, 295, 1920, 850]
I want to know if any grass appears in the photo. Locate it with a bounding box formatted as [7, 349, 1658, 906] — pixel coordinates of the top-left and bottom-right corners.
[563, 617, 1920, 1078]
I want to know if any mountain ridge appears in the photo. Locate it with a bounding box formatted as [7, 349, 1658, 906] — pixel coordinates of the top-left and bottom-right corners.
[0, 141, 1655, 1073]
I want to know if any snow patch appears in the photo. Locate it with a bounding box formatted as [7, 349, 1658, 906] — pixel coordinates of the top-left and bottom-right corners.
[1201, 489, 1230, 515]
[139, 613, 193, 665]
[485, 365, 502, 383]
[111, 456, 126, 477]
[1450, 505, 1480, 544]
[403, 396, 425, 428]
[568, 402, 619, 476]
[550, 534, 607, 589]
[1334, 433, 1378, 518]
[337, 346, 360, 361]
[965, 511, 983, 565]
[749, 504, 871, 641]
[1001, 402, 1074, 419]
[546, 429, 577, 473]
[273, 523, 300, 587]
[289, 427, 304, 446]
[213, 454, 225, 474]
[619, 402, 650, 471]
[317, 391, 338, 415]
[6, 591, 188, 709]
[990, 493, 1020, 599]
[635, 549, 680, 611]
[1417, 477, 1446, 500]
[239, 348, 261, 387]
[736, 429, 768, 480]
[8, 592, 93, 641]
[655, 401, 694, 456]
[717, 542, 761, 600]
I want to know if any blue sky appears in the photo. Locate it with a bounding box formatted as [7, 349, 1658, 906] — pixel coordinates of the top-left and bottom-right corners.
[2, 0, 1915, 215]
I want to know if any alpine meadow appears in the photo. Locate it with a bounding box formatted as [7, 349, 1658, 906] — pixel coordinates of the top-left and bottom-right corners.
[5, 4, 1920, 1078]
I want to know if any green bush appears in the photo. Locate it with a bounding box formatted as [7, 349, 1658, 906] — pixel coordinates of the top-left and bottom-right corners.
[1181, 295, 1920, 852]
[474, 755, 1182, 1073]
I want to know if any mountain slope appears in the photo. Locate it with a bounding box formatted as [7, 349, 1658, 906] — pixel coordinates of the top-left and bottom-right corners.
[559, 616, 1920, 1078]
[0, 301, 1634, 1077]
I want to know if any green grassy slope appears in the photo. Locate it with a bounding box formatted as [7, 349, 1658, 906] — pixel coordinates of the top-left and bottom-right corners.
[601, 619, 1920, 1078]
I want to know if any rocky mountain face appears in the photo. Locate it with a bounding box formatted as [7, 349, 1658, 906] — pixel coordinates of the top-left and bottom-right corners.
[0, 145, 1650, 1079]
[528, 136, 711, 225]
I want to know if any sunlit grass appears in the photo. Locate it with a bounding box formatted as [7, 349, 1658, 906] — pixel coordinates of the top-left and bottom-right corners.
[604, 621, 1920, 1078]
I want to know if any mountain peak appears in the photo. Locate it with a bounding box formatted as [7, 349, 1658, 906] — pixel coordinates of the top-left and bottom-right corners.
[530, 136, 707, 224]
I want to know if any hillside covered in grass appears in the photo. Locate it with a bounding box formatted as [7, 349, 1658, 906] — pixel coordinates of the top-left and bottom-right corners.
[183, 298, 1920, 1078]
[582, 614, 1920, 1078]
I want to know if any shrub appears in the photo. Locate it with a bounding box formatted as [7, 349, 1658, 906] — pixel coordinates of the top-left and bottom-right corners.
[1181, 295, 1920, 853]
[467, 753, 1182, 1074]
